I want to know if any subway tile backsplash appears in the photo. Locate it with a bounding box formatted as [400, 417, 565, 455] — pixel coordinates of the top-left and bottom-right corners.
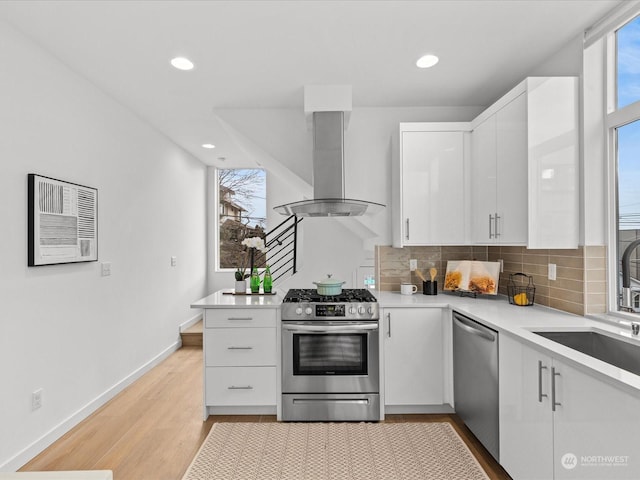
[375, 244, 608, 317]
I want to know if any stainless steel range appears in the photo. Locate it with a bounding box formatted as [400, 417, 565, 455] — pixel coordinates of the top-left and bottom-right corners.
[281, 288, 380, 421]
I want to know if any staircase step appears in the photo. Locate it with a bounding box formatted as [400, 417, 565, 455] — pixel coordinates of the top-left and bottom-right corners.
[181, 319, 203, 348]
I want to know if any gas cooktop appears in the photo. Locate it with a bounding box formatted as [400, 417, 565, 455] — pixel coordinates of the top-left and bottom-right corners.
[281, 289, 379, 321]
[282, 288, 378, 303]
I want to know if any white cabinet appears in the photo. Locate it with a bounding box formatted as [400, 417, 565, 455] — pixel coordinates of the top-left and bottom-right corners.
[500, 335, 640, 479]
[203, 308, 277, 417]
[471, 77, 579, 248]
[499, 335, 554, 479]
[383, 308, 444, 409]
[392, 124, 469, 247]
[471, 93, 528, 244]
[526, 77, 579, 249]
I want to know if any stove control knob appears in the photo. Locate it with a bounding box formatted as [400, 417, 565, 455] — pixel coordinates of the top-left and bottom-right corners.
[305, 307, 313, 315]
[367, 306, 374, 315]
[358, 306, 365, 315]
[349, 306, 356, 315]
[295, 307, 303, 315]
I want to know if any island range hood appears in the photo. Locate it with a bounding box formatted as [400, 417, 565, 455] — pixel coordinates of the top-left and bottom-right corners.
[274, 110, 385, 217]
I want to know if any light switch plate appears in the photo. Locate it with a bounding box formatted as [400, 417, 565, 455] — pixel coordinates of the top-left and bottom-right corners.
[171, 256, 177, 267]
[409, 259, 417, 271]
[101, 262, 111, 277]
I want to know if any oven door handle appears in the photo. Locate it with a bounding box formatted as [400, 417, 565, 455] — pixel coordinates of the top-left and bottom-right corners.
[282, 323, 378, 333]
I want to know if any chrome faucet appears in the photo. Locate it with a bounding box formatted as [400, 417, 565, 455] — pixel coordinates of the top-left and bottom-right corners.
[620, 239, 640, 312]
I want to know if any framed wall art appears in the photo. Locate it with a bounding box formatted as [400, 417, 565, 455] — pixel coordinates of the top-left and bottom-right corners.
[28, 174, 98, 266]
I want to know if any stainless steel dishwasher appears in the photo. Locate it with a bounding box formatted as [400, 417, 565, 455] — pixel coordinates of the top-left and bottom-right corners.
[453, 311, 499, 461]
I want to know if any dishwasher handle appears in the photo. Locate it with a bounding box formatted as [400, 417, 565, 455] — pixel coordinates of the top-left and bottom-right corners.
[453, 313, 496, 342]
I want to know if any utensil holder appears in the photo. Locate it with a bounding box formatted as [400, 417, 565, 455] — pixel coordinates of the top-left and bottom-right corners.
[423, 281, 437, 295]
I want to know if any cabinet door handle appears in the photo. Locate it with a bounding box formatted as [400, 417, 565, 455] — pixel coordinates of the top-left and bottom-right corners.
[494, 213, 501, 238]
[227, 317, 253, 321]
[551, 367, 561, 411]
[538, 361, 548, 402]
[489, 214, 494, 239]
[228, 385, 253, 390]
[227, 346, 253, 350]
[405, 218, 410, 240]
[387, 312, 391, 338]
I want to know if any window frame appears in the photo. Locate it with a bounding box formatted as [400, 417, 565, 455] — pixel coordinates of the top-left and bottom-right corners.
[214, 167, 267, 273]
[605, 15, 640, 317]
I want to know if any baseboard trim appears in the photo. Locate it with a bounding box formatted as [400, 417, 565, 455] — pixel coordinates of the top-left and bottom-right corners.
[179, 312, 202, 333]
[1, 341, 181, 472]
[384, 404, 455, 415]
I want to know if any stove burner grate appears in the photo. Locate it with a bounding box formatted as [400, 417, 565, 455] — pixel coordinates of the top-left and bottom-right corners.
[283, 288, 377, 303]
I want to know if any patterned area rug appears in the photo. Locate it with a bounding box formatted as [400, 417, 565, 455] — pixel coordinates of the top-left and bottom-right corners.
[182, 422, 490, 480]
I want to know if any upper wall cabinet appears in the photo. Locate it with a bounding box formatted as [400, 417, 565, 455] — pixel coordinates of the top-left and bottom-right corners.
[527, 77, 579, 249]
[471, 93, 528, 245]
[392, 124, 470, 247]
[470, 77, 579, 248]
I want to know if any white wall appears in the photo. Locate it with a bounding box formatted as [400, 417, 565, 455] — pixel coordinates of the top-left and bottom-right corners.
[0, 21, 207, 470]
[207, 106, 483, 292]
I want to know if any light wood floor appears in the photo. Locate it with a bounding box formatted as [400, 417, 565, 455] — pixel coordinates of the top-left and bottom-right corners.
[21, 346, 511, 479]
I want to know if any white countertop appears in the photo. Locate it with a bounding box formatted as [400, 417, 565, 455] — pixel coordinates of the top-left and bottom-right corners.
[191, 289, 284, 309]
[192, 288, 640, 394]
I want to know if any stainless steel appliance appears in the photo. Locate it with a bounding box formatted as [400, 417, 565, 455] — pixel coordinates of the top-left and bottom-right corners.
[281, 288, 380, 421]
[273, 108, 385, 217]
[453, 311, 500, 461]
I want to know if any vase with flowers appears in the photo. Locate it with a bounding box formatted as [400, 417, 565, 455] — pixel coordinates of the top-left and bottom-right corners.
[234, 236, 268, 293]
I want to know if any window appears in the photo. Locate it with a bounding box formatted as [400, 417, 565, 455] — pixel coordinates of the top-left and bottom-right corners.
[617, 15, 640, 109]
[217, 168, 267, 270]
[608, 14, 640, 313]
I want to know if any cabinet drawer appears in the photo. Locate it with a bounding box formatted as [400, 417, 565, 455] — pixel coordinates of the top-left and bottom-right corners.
[205, 366, 276, 406]
[205, 308, 276, 328]
[205, 328, 276, 366]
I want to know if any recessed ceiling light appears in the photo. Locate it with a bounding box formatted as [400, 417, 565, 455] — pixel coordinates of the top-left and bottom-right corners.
[202, 143, 216, 149]
[416, 54, 439, 69]
[170, 57, 194, 71]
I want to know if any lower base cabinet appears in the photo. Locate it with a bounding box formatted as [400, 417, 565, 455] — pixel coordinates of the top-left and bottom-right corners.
[203, 308, 277, 417]
[500, 334, 640, 479]
[383, 308, 444, 408]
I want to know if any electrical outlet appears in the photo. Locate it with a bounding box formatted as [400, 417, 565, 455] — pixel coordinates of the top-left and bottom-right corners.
[171, 256, 177, 267]
[548, 263, 557, 281]
[498, 259, 504, 273]
[32, 389, 42, 411]
[101, 262, 111, 277]
[409, 259, 417, 271]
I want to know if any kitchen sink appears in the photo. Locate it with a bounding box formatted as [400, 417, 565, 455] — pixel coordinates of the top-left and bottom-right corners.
[533, 330, 640, 376]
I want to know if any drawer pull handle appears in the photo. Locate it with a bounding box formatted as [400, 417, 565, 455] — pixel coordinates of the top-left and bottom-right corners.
[228, 385, 253, 390]
[227, 346, 253, 350]
[227, 317, 253, 321]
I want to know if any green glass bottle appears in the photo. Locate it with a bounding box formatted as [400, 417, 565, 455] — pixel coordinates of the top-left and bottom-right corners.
[263, 265, 273, 294]
[250, 267, 260, 293]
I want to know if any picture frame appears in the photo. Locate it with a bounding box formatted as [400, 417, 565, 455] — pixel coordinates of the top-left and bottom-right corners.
[28, 174, 98, 266]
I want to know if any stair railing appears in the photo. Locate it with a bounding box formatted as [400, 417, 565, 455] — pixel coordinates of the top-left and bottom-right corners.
[251, 215, 302, 283]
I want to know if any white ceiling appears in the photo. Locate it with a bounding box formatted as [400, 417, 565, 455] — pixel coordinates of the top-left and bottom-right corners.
[0, 0, 623, 166]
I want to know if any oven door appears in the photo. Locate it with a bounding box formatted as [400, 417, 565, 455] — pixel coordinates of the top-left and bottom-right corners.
[282, 321, 379, 394]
